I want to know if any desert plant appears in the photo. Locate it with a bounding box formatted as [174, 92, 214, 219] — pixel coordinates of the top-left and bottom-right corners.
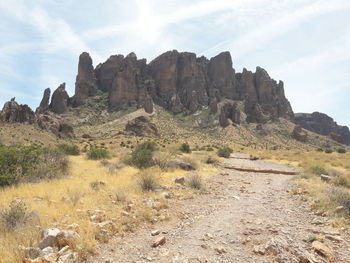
[0, 145, 68, 186]
[115, 190, 128, 202]
[87, 147, 110, 160]
[308, 165, 328, 175]
[325, 149, 333, 154]
[217, 146, 233, 158]
[57, 143, 80, 155]
[128, 142, 157, 168]
[329, 187, 350, 214]
[138, 172, 158, 191]
[205, 156, 218, 165]
[0, 200, 30, 231]
[187, 173, 203, 190]
[337, 148, 347, 154]
[332, 175, 350, 189]
[179, 143, 191, 153]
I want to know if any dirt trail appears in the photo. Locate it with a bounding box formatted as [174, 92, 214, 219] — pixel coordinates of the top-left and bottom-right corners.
[90, 156, 350, 263]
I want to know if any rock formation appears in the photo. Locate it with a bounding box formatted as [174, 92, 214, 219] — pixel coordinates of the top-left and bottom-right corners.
[0, 100, 74, 138]
[86, 50, 293, 123]
[295, 112, 350, 145]
[39, 88, 51, 110]
[0, 101, 35, 124]
[219, 102, 241, 127]
[49, 83, 69, 114]
[125, 116, 159, 137]
[291, 125, 308, 142]
[73, 52, 97, 106]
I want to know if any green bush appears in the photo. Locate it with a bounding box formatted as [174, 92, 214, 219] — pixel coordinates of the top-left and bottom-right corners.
[309, 165, 328, 175]
[0, 145, 68, 187]
[179, 143, 191, 153]
[87, 148, 110, 160]
[128, 142, 157, 168]
[325, 149, 333, 154]
[217, 146, 233, 158]
[57, 143, 80, 155]
[317, 148, 323, 152]
[337, 148, 347, 154]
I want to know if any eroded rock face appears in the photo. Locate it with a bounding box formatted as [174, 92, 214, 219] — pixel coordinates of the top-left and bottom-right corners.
[219, 102, 241, 127]
[125, 116, 159, 137]
[0, 101, 35, 124]
[74, 52, 97, 106]
[292, 125, 308, 142]
[39, 88, 51, 110]
[49, 83, 69, 114]
[71, 50, 294, 123]
[36, 112, 75, 138]
[295, 112, 350, 145]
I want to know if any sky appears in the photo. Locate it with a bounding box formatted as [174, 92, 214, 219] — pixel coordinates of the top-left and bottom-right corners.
[1, 0, 350, 126]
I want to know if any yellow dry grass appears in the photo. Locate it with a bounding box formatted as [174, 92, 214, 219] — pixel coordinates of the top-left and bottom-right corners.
[0, 150, 216, 263]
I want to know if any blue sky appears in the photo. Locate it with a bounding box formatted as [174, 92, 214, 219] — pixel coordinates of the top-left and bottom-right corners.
[1, 0, 350, 125]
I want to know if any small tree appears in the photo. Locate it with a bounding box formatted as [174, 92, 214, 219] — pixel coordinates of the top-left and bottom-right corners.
[217, 146, 233, 158]
[179, 143, 191, 153]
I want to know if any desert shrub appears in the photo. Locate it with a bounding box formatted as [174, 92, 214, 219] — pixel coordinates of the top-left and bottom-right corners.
[57, 143, 80, 155]
[329, 187, 350, 214]
[205, 156, 219, 165]
[187, 173, 203, 190]
[0, 145, 68, 187]
[138, 172, 158, 191]
[325, 149, 333, 154]
[87, 147, 109, 160]
[179, 143, 191, 153]
[332, 175, 350, 189]
[0, 200, 31, 231]
[127, 142, 157, 169]
[153, 151, 175, 171]
[206, 147, 214, 151]
[316, 148, 323, 152]
[308, 165, 328, 175]
[217, 146, 233, 158]
[337, 148, 347, 154]
[90, 181, 100, 191]
[115, 190, 128, 202]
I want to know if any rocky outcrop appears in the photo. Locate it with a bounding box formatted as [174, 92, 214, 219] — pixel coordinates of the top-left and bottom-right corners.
[39, 88, 51, 110]
[49, 83, 69, 114]
[125, 116, 159, 137]
[0, 101, 35, 124]
[73, 52, 97, 106]
[95, 55, 124, 92]
[295, 112, 350, 145]
[219, 102, 241, 127]
[36, 112, 75, 138]
[291, 125, 308, 142]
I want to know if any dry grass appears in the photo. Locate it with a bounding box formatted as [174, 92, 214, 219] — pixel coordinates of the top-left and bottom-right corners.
[0, 150, 217, 262]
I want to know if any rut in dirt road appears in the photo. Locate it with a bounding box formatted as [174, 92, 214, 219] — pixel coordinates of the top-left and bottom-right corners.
[90, 156, 350, 263]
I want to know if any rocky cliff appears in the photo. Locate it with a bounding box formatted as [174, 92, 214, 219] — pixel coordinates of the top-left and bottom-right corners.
[295, 112, 350, 145]
[70, 50, 294, 124]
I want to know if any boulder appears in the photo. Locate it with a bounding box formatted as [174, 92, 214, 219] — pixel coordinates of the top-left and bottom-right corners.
[168, 160, 195, 171]
[125, 116, 159, 137]
[36, 112, 75, 138]
[0, 101, 35, 124]
[292, 125, 308, 142]
[49, 83, 69, 114]
[74, 52, 97, 106]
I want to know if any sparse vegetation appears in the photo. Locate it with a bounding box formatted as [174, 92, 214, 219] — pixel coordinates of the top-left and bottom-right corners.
[57, 143, 80, 155]
[138, 172, 158, 191]
[0, 200, 31, 231]
[329, 187, 350, 215]
[325, 148, 333, 154]
[179, 143, 191, 153]
[187, 173, 203, 190]
[308, 165, 327, 175]
[217, 146, 233, 158]
[87, 147, 110, 160]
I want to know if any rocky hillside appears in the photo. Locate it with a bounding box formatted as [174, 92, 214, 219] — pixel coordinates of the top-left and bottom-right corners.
[295, 112, 350, 145]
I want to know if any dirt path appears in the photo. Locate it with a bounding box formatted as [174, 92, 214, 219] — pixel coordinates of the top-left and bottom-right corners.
[89, 157, 350, 263]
